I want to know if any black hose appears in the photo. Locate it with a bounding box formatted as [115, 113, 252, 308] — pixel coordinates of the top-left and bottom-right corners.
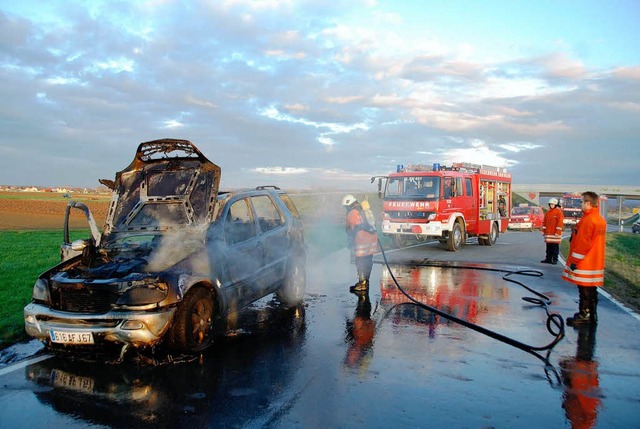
[376, 239, 565, 363]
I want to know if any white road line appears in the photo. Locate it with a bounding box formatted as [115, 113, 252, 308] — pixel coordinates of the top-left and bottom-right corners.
[0, 354, 52, 377]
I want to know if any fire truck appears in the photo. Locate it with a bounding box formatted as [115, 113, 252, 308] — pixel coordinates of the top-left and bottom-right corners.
[561, 193, 583, 226]
[372, 162, 512, 251]
[560, 192, 608, 226]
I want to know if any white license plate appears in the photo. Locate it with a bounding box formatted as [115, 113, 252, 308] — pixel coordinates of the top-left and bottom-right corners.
[49, 330, 94, 345]
[51, 369, 95, 392]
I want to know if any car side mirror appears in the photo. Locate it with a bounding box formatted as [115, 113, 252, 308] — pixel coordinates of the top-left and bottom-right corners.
[71, 239, 89, 252]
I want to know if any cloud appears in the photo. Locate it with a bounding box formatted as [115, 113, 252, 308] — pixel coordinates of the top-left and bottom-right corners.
[0, 0, 638, 191]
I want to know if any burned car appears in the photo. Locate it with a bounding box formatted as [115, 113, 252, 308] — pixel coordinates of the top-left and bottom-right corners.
[24, 139, 307, 358]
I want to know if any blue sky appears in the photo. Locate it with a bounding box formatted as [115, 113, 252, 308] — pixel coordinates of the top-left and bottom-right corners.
[1, 0, 639, 190]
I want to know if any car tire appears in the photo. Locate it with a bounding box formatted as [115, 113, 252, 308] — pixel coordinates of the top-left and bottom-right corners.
[277, 254, 306, 306]
[168, 287, 216, 353]
[446, 221, 464, 252]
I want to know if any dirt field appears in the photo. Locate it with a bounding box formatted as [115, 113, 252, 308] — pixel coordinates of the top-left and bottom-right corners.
[0, 193, 110, 230]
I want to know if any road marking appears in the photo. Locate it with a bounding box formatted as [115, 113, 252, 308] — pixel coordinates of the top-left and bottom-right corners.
[0, 354, 52, 377]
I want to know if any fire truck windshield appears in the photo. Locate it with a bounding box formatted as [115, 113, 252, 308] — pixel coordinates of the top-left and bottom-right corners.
[385, 176, 440, 200]
[563, 197, 582, 209]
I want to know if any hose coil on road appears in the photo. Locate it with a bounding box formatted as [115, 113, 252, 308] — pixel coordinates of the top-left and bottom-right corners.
[376, 239, 565, 365]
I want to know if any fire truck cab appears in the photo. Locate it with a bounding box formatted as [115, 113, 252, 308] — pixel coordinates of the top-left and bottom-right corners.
[372, 163, 512, 251]
[561, 192, 608, 226]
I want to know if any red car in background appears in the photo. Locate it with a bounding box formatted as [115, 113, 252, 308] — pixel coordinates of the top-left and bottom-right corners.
[508, 205, 545, 231]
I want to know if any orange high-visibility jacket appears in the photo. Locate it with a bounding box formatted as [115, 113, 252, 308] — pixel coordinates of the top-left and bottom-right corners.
[542, 206, 564, 243]
[562, 208, 607, 287]
[346, 207, 378, 257]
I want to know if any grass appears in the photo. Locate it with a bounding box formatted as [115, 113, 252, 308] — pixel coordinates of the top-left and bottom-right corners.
[0, 230, 91, 349]
[561, 233, 640, 312]
[0, 231, 61, 348]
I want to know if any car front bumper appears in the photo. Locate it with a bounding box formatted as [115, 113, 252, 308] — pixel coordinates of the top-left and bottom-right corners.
[508, 222, 533, 230]
[24, 303, 175, 348]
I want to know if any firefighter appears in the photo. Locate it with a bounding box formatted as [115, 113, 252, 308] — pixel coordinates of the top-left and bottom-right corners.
[560, 325, 600, 429]
[562, 192, 607, 326]
[342, 194, 378, 292]
[541, 197, 564, 264]
[498, 194, 507, 217]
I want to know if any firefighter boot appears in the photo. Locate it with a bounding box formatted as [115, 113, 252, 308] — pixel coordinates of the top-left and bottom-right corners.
[350, 274, 369, 292]
[567, 287, 597, 326]
[551, 256, 558, 265]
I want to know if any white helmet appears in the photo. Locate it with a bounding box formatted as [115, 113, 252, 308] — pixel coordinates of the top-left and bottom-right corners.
[548, 197, 558, 206]
[342, 194, 357, 207]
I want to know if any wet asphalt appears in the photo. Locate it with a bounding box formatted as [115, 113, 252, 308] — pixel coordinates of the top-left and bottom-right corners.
[1, 230, 639, 428]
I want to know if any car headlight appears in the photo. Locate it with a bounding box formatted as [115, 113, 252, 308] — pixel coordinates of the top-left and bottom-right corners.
[116, 284, 168, 306]
[32, 278, 51, 304]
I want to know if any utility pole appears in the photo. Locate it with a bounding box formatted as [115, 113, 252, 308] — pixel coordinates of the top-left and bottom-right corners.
[618, 196, 624, 232]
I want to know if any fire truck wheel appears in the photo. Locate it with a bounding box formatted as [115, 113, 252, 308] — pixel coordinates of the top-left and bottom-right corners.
[486, 222, 499, 246]
[478, 237, 488, 245]
[446, 221, 464, 252]
[392, 235, 408, 248]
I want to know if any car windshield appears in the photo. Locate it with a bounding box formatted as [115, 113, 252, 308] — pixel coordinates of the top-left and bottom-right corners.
[511, 207, 532, 215]
[385, 176, 440, 200]
[103, 231, 204, 252]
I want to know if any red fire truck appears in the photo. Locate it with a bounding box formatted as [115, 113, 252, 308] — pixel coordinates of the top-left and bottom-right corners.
[372, 162, 512, 251]
[561, 192, 608, 226]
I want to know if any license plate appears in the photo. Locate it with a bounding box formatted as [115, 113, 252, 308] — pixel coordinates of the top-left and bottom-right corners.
[49, 330, 94, 345]
[51, 369, 95, 392]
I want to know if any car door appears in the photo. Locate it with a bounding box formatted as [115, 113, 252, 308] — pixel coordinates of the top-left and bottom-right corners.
[251, 194, 289, 293]
[220, 197, 265, 310]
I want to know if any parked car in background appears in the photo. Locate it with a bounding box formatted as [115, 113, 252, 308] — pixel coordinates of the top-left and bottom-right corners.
[632, 219, 640, 234]
[508, 205, 545, 231]
[24, 139, 307, 360]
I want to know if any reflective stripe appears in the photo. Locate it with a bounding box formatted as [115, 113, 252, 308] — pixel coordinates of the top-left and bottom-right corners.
[572, 268, 604, 275]
[544, 235, 562, 243]
[571, 252, 585, 260]
[562, 268, 604, 286]
[354, 242, 378, 257]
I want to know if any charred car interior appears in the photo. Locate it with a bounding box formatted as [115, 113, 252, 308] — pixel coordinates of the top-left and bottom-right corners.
[24, 139, 307, 360]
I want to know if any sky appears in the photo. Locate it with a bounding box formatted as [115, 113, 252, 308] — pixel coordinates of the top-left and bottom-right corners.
[1, 0, 639, 191]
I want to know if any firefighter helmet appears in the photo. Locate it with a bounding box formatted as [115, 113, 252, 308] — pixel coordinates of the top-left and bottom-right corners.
[342, 194, 357, 207]
[548, 197, 559, 206]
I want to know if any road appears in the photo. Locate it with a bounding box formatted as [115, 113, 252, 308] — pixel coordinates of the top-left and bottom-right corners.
[1, 230, 639, 428]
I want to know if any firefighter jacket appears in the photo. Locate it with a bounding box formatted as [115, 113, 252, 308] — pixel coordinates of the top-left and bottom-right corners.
[562, 207, 607, 287]
[542, 206, 564, 243]
[346, 205, 379, 258]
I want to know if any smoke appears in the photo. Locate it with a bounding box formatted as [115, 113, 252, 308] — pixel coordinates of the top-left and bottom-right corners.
[145, 229, 207, 273]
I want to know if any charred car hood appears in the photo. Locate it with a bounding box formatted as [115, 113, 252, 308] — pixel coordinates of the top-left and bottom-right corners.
[102, 139, 221, 236]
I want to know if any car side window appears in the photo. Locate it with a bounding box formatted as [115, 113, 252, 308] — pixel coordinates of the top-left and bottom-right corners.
[252, 195, 284, 233]
[225, 198, 257, 245]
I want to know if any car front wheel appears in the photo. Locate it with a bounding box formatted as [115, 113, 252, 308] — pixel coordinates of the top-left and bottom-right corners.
[167, 287, 216, 353]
